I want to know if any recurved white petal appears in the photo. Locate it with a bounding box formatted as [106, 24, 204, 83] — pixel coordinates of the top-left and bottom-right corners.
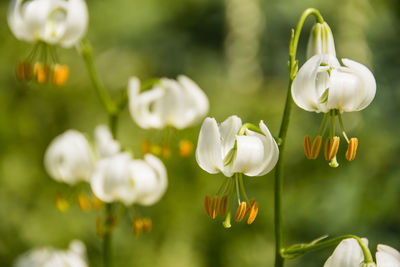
[244, 121, 279, 176]
[324, 238, 367, 267]
[8, 0, 33, 41]
[341, 58, 376, 112]
[376, 244, 400, 267]
[230, 135, 264, 175]
[196, 117, 223, 174]
[134, 154, 168, 206]
[59, 0, 88, 47]
[292, 55, 325, 112]
[327, 69, 359, 111]
[94, 125, 120, 158]
[219, 115, 242, 158]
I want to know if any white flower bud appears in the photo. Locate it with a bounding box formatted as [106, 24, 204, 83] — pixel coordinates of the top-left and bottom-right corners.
[306, 22, 336, 59]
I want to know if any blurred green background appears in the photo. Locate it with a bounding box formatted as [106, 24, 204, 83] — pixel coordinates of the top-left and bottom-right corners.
[0, 0, 399, 266]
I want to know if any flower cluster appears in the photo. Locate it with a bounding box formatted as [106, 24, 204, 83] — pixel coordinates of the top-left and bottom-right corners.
[196, 116, 279, 227]
[292, 21, 376, 167]
[14, 240, 88, 267]
[8, 0, 89, 85]
[44, 125, 167, 207]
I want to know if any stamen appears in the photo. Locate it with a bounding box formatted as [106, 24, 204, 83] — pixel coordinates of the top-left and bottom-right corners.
[345, 138, 358, 161]
[245, 198, 256, 217]
[16, 61, 32, 81]
[310, 136, 322, 159]
[33, 62, 49, 84]
[133, 218, 143, 237]
[141, 139, 151, 154]
[210, 196, 219, 219]
[55, 195, 69, 212]
[143, 218, 152, 233]
[304, 136, 312, 159]
[179, 140, 193, 158]
[219, 195, 228, 216]
[324, 137, 340, 160]
[96, 216, 105, 237]
[204, 195, 211, 217]
[235, 202, 247, 222]
[161, 145, 171, 159]
[52, 64, 69, 86]
[92, 194, 104, 210]
[223, 211, 232, 228]
[78, 193, 91, 212]
[247, 202, 258, 224]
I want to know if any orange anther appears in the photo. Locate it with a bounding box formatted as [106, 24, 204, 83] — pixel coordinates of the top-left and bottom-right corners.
[219, 195, 228, 216]
[311, 136, 322, 159]
[141, 139, 151, 154]
[78, 193, 91, 212]
[16, 61, 32, 81]
[204, 195, 211, 217]
[179, 140, 193, 158]
[150, 144, 161, 156]
[133, 218, 144, 237]
[55, 195, 69, 212]
[235, 202, 247, 222]
[52, 64, 69, 86]
[345, 138, 358, 161]
[210, 196, 219, 219]
[324, 137, 340, 160]
[247, 202, 259, 224]
[92, 194, 104, 210]
[244, 198, 256, 217]
[162, 145, 171, 159]
[33, 62, 49, 84]
[143, 218, 152, 233]
[304, 136, 312, 159]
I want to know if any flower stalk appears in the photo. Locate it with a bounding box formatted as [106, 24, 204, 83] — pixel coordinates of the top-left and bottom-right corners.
[274, 8, 324, 267]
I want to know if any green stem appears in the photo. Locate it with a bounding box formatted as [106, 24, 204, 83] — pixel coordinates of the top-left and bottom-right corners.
[274, 8, 324, 267]
[103, 203, 113, 267]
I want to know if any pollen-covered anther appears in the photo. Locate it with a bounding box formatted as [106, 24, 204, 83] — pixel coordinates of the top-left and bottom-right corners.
[245, 198, 256, 217]
[324, 136, 340, 160]
[141, 139, 151, 154]
[247, 202, 259, 225]
[310, 136, 322, 159]
[219, 195, 228, 216]
[345, 138, 358, 161]
[204, 195, 211, 217]
[210, 196, 219, 219]
[52, 64, 69, 86]
[235, 202, 247, 222]
[179, 140, 193, 158]
[33, 62, 49, 84]
[143, 218, 152, 233]
[16, 61, 32, 81]
[133, 218, 144, 237]
[304, 136, 312, 159]
[78, 193, 91, 212]
[55, 195, 69, 212]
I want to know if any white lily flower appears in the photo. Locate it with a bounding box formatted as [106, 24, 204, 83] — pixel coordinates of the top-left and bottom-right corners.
[8, 0, 88, 47]
[306, 22, 336, 59]
[195, 115, 278, 227]
[90, 152, 167, 206]
[196, 115, 279, 177]
[14, 240, 88, 267]
[94, 125, 120, 158]
[292, 53, 376, 167]
[376, 244, 400, 267]
[44, 130, 93, 185]
[128, 75, 209, 130]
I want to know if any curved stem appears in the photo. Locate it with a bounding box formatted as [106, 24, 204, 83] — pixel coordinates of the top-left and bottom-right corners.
[274, 8, 324, 267]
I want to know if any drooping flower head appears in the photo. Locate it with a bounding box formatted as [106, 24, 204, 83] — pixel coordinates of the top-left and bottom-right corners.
[8, 0, 89, 85]
[292, 21, 376, 167]
[196, 115, 279, 227]
[324, 238, 400, 267]
[14, 240, 88, 267]
[128, 75, 209, 130]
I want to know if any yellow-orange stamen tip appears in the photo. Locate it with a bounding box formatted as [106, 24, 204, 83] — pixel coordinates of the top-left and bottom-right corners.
[210, 196, 219, 219]
[150, 145, 161, 156]
[162, 145, 171, 159]
[324, 137, 340, 160]
[245, 198, 256, 217]
[141, 139, 151, 154]
[33, 62, 49, 84]
[52, 64, 69, 86]
[311, 136, 322, 159]
[247, 202, 259, 225]
[235, 202, 247, 222]
[219, 195, 228, 216]
[345, 138, 358, 161]
[16, 61, 32, 81]
[304, 136, 312, 159]
[133, 218, 144, 237]
[143, 218, 152, 233]
[92, 194, 104, 210]
[204, 195, 211, 217]
[179, 140, 193, 158]
[78, 194, 91, 212]
[55, 195, 69, 212]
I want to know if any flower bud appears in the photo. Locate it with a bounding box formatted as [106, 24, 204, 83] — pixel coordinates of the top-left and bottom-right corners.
[306, 22, 336, 59]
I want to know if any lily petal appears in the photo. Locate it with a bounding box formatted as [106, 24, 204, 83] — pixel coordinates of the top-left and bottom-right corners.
[195, 117, 223, 174]
[230, 135, 264, 175]
[376, 244, 400, 267]
[59, 0, 88, 48]
[324, 238, 368, 267]
[219, 115, 242, 158]
[94, 125, 120, 158]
